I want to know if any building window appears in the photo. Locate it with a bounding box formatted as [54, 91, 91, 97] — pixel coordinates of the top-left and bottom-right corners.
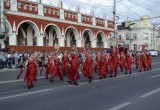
[133, 34, 137, 40]
[126, 34, 129, 40]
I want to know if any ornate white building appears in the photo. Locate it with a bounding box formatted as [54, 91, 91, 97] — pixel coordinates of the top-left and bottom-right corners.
[118, 15, 160, 51]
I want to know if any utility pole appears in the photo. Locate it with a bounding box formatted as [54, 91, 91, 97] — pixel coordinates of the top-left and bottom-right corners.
[113, 0, 117, 38]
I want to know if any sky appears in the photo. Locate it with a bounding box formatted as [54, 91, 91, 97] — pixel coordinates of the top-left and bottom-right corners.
[29, 0, 160, 24]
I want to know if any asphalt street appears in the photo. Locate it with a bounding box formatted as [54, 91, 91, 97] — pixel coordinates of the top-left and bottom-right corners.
[0, 57, 160, 110]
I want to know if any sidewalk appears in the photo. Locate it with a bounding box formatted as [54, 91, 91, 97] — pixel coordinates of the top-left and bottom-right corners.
[0, 68, 19, 72]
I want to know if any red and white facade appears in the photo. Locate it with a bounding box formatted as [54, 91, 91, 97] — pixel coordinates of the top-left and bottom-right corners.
[1, 0, 114, 49]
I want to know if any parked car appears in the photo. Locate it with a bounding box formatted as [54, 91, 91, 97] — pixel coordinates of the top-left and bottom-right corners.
[149, 49, 158, 57]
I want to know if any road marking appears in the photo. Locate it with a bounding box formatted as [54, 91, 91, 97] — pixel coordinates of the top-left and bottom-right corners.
[1, 67, 160, 85]
[109, 102, 131, 110]
[141, 88, 160, 98]
[151, 74, 160, 78]
[0, 88, 53, 101]
[0, 76, 44, 84]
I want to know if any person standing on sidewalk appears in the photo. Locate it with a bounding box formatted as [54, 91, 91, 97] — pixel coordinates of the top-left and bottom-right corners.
[1, 53, 7, 69]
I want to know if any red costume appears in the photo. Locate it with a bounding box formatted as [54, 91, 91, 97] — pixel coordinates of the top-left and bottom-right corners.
[68, 54, 79, 85]
[94, 54, 100, 73]
[146, 53, 152, 70]
[125, 53, 132, 74]
[119, 52, 125, 72]
[139, 53, 148, 72]
[135, 53, 140, 69]
[50, 58, 63, 81]
[83, 54, 94, 82]
[24, 57, 37, 89]
[98, 54, 108, 79]
[45, 56, 53, 79]
[109, 51, 118, 77]
[62, 54, 69, 76]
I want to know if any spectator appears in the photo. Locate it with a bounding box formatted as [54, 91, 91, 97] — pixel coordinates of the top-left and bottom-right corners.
[14, 51, 19, 68]
[1, 53, 7, 69]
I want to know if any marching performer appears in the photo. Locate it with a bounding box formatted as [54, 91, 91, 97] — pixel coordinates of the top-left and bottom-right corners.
[24, 53, 38, 89]
[82, 51, 94, 83]
[124, 50, 132, 74]
[67, 49, 79, 85]
[98, 51, 108, 79]
[50, 53, 63, 82]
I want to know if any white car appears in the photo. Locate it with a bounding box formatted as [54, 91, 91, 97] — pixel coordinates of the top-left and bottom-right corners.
[150, 50, 158, 57]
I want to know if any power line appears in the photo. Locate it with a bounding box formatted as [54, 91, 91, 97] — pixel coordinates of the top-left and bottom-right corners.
[117, 15, 160, 24]
[147, 0, 160, 4]
[118, 2, 141, 16]
[127, 0, 160, 15]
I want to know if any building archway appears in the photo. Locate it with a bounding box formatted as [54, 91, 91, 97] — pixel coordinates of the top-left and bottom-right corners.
[96, 31, 106, 48]
[82, 29, 94, 47]
[17, 20, 40, 46]
[65, 27, 79, 47]
[44, 24, 61, 46]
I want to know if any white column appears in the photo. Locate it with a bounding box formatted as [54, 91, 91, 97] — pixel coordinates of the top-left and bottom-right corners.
[103, 41, 108, 48]
[9, 34, 17, 45]
[91, 40, 97, 48]
[92, 17, 96, 26]
[1, 39, 5, 48]
[76, 38, 82, 47]
[38, 4, 44, 16]
[58, 38, 65, 47]
[105, 20, 108, 28]
[10, 0, 17, 11]
[78, 13, 82, 23]
[60, 9, 64, 19]
[37, 36, 43, 46]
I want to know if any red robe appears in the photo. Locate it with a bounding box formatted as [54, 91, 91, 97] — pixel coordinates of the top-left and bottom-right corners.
[50, 58, 63, 81]
[135, 54, 140, 69]
[119, 53, 125, 72]
[83, 55, 94, 81]
[98, 54, 108, 79]
[94, 54, 100, 73]
[139, 54, 148, 72]
[68, 54, 79, 83]
[109, 52, 118, 76]
[146, 53, 152, 70]
[125, 54, 132, 74]
[62, 54, 69, 76]
[24, 58, 37, 87]
[45, 56, 53, 79]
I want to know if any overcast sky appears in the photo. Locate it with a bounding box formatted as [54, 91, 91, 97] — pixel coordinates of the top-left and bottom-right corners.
[30, 0, 160, 24]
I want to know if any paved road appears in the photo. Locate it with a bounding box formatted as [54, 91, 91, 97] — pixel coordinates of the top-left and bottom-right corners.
[0, 57, 160, 110]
